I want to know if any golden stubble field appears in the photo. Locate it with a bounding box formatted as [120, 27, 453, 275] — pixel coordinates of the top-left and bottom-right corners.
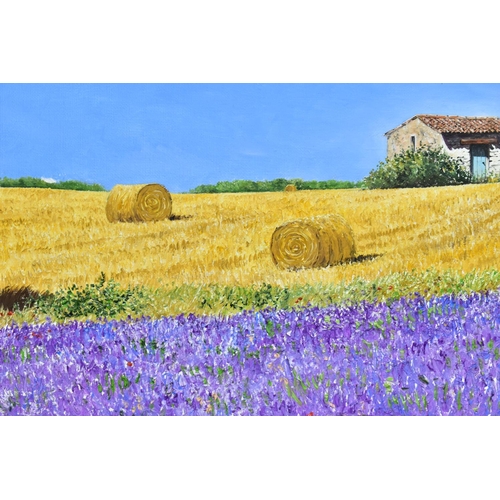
[1, 183, 500, 292]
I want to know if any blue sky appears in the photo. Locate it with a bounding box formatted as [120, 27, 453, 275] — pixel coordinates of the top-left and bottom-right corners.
[1, 83, 499, 192]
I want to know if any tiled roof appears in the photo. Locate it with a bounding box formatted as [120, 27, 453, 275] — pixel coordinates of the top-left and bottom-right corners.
[415, 115, 500, 134]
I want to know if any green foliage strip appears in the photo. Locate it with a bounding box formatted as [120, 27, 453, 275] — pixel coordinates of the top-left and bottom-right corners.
[0, 176, 106, 191]
[3, 267, 500, 324]
[189, 177, 361, 193]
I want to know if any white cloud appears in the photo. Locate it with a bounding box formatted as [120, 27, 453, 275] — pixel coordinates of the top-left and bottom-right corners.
[41, 177, 57, 183]
[241, 149, 265, 157]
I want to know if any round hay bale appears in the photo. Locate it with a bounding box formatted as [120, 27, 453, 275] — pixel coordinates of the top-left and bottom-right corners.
[284, 184, 297, 192]
[105, 183, 172, 223]
[270, 214, 356, 270]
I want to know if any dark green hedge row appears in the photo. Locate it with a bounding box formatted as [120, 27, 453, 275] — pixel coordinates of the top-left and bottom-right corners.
[189, 178, 361, 193]
[0, 176, 106, 191]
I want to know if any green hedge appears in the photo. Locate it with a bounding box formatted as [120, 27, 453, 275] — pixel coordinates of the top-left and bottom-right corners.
[0, 176, 106, 191]
[189, 178, 361, 193]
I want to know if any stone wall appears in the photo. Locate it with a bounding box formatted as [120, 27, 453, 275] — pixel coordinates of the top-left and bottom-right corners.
[490, 146, 500, 175]
[386, 118, 445, 158]
[446, 146, 470, 167]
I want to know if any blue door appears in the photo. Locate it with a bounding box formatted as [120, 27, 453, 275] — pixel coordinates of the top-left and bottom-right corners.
[471, 145, 488, 177]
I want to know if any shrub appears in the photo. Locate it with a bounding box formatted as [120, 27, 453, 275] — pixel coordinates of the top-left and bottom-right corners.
[364, 145, 472, 189]
[199, 283, 293, 312]
[33, 273, 147, 320]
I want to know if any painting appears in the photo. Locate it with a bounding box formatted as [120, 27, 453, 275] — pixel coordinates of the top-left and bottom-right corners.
[1, 5, 498, 496]
[3, 82, 500, 417]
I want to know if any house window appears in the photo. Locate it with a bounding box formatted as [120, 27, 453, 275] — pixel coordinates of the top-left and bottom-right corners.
[410, 135, 416, 151]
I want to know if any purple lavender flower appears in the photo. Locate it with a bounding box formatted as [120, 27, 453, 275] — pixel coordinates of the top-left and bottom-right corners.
[2, 291, 500, 415]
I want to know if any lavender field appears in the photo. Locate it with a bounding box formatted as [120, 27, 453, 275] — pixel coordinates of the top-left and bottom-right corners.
[2, 289, 500, 416]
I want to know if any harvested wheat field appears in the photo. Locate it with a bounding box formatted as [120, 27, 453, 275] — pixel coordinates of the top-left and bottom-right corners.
[1, 183, 500, 292]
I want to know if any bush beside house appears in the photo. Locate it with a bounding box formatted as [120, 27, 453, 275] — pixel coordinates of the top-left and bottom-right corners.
[363, 145, 474, 189]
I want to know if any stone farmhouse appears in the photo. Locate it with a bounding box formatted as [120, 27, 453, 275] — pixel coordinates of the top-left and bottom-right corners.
[384, 115, 500, 177]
